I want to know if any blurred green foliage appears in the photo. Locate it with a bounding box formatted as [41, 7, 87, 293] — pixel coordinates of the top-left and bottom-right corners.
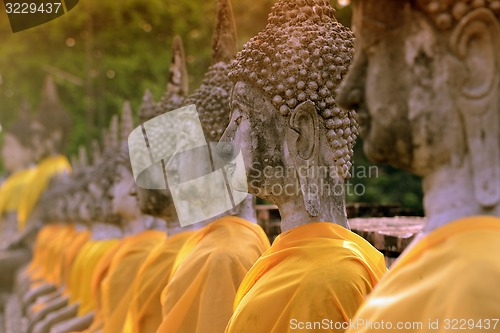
[0, 0, 422, 213]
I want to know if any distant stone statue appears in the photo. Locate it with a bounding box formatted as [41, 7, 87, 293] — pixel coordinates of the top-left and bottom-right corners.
[0, 103, 36, 248]
[337, 0, 500, 330]
[0, 103, 36, 291]
[134, 36, 189, 233]
[17, 76, 72, 230]
[218, 0, 387, 331]
[0, 101, 34, 175]
[109, 102, 168, 235]
[0, 77, 72, 294]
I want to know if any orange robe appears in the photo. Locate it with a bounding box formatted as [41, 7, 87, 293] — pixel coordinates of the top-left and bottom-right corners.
[0, 168, 35, 231]
[68, 239, 121, 315]
[61, 229, 91, 289]
[29, 224, 70, 283]
[156, 216, 270, 333]
[27, 224, 55, 277]
[79, 241, 123, 333]
[18, 155, 71, 229]
[45, 225, 80, 287]
[122, 231, 196, 333]
[100, 230, 166, 333]
[345, 216, 500, 333]
[225, 222, 387, 333]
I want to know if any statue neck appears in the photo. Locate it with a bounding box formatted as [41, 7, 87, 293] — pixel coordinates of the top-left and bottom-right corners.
[91, 222, 123, 240]
[174, 195, 258, 232]
[278, 190, 349, 233]
[123, 216, 147, 235]
[210, 194, 258, 222]
[147, 216, 168, 233]
[231, 194, 257, 223]
[422, 158, 500, 234]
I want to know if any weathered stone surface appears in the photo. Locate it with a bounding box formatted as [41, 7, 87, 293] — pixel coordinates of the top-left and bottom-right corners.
[0, 249, 30, 293]
[49, 312, 93, 333]
[338, 0, 500, 231]
[219, 0, 355, 232]
[5, 294, 23, 333]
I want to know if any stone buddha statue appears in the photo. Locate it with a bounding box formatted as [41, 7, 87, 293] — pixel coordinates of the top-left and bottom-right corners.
[26, 119, 126, 333]
[72, 114, 121, 240]
[217, 0, 387, 331]
[219, 0, 357, 232]
[153, 2, 271, 333]
[0, 104, 39, 291]
[1, 101, 34, 175]
[17, 76, 72, 230]
[19, 147, 105, 333]
[55, 104, 166, 333]
[110, 101, 168, 235]
[134, 36, 189, 233]
[335, 0, 500, 330]
[0, 103, 36, 246]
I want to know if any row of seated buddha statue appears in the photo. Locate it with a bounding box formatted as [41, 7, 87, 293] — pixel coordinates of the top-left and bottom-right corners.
[2, 1, 271, 332]
[0, 75, 72, 293]
[1, 0, 499, 332]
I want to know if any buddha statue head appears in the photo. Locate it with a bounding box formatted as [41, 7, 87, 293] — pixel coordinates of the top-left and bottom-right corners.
[52, 147, 87, 223]
[338, 0, 500, 230]
[218, 0, 355, 231]
[135, 0, 252, 228]
[110, 103, 135, 219]
[134, 36, 189, 223]
[2, 101, 35, 173]
[109, 101, 167, 234]
[47, 160, 72, 222]
[32, 76, 72, 160]
[160, 0, 261, 225]
[85, 153, 123, 238]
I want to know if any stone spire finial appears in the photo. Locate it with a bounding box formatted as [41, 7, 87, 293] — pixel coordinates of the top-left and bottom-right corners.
[121, 101, 134, 142]
[230, 0, 356, 178]
[91, 139, 101, 165]
[139, 90, 156, 123]
[100, 128, 108, 157]
[18, 98, 31, 117]
[39, 76, 64, 114]
[211, 0, 238, 64]
[78, 145, 88, 168]
[107, 114, 119, 151]
[155, 35, 190, 117]
[167, 35, 189, 98]
[36, 75, 72, 153]
[70, 154, 79, 171]
[6, 99, 33, 148]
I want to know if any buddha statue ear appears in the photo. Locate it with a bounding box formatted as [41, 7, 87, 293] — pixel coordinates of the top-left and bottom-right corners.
[286, 101, 321, 217]
[451, 9, 500, 208]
